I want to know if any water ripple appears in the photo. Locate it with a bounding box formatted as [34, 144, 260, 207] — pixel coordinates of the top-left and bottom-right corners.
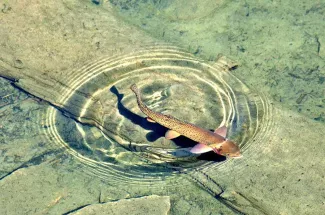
[42, 45, 274, 185]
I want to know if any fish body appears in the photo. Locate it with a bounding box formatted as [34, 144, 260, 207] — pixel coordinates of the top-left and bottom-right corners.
[130, 84, 241, 158]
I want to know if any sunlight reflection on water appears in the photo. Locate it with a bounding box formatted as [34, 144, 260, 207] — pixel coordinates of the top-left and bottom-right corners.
[42, 45, 273, 186]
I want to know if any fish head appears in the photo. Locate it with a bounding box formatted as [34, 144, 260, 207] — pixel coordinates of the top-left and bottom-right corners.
[215, 139, 242, 158]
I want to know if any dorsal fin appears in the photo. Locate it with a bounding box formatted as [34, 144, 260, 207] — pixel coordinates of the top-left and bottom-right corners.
[214, 125, 227, 138]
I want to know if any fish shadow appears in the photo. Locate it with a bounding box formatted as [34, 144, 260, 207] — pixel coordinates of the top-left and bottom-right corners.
[110, 86, 225, 162]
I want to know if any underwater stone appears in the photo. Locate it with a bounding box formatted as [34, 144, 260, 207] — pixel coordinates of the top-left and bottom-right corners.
[13, 59, 24, 69]
[91, 0, 101, 5]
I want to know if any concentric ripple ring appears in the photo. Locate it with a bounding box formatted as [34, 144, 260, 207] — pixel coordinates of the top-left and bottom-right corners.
[42, 45, 274, 186]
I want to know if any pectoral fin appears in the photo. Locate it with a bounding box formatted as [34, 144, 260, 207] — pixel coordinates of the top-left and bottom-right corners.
[146, 117, 156, 123]
[190, 143, 213, 154]
[214, 125, 227, 138]
[165, 130, 181, 139]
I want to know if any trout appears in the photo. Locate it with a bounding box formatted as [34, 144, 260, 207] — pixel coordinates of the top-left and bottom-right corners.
[130, 84, 241, 158]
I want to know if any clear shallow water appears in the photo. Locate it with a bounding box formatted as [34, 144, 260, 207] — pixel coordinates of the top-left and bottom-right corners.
[1, 0, 324, 214]
[42, 46, 273, 187]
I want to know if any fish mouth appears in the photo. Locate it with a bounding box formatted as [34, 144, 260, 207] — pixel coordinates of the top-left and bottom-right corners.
[231, 155, 243, 159]
[226, 151, 242, 158]
[229, 153, 242, 158]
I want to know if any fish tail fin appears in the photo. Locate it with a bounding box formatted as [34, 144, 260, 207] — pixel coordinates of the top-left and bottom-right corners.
[130, 84, 142, 104]
[130, 84, 152, 116]
[130, 84, 139, 93]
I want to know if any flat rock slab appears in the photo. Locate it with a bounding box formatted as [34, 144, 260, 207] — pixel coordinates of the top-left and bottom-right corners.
[71, 195, 170, 215]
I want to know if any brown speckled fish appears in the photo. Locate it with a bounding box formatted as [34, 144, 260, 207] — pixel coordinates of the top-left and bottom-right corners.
[130, 84, 241, 158]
